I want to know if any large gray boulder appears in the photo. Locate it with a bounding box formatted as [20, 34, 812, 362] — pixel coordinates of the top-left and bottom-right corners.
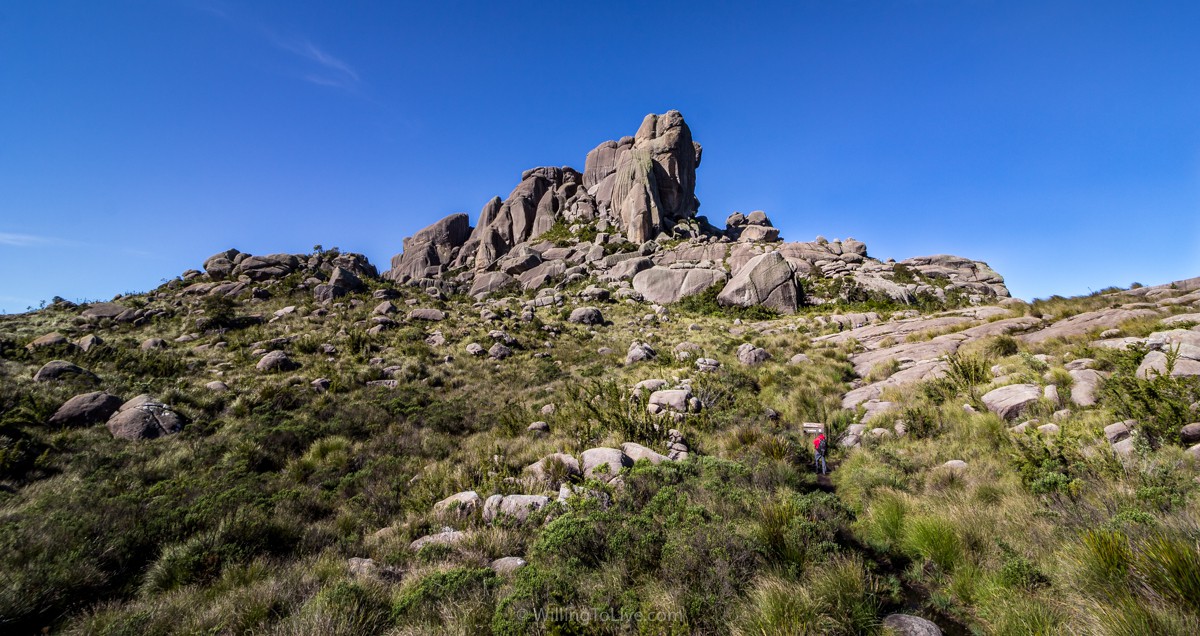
[568, 306, 604, 325]
[525, 453, 582, 486]
[717, 251, 799, 314]
[626, 341, 656, 364]
[235, 253, 300, 282]
[882, 614, 942, 636]
[1104, 420, 1133, 444]
[1069, 369, 1106, 406]
[632, 267, 726, 304]
[26, 332, 73, 352]
[648, 388, 697, 414]
[409, 528, 468, 551]
[256, 350, 298, 373]
[469, 271, 516, 298]
[620, 442, 671, 465]
[106, 395, 185, 440]
[580, 447, 633, 481]
[408, 308, 446, 322]
[490, 556, 527, 575]
[433, 491, 483, 518]
[47, 391, 123, 427]
[33, 360, 97, 383]
[80, 303, 128, 321]
[982, 384, 1042, 420]
[482, 494, 550, 524]
[737, 343, 772, 366]
[314, 266, 366, 303]
[1180, 423, 1200, 445]
[203, 248, 240, 279]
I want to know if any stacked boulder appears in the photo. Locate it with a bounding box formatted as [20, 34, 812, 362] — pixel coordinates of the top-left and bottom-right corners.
[194, 248, 377, 299]
[725, 210, 780, 242]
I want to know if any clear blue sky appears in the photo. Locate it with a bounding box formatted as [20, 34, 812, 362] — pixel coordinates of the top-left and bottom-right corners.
[2, 0, 1198, 312]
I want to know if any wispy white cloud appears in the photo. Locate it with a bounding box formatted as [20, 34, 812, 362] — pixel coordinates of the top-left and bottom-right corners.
[270, 34, 361, 90]
[0, 232, 65, 247]
[189, 3, 361, 91]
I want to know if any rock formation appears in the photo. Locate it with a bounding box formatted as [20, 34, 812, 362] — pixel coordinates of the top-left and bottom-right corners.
[380, 110, 1010, 310]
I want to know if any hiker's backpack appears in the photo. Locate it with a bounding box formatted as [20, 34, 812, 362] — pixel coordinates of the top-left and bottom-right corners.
[816, 436, 828, 455]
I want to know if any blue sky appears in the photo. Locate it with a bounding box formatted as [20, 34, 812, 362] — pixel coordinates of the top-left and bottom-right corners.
[2, 1, 1198, 312]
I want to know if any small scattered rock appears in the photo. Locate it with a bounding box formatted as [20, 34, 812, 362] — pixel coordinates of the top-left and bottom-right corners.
[1104, 420, 1133, 444]
[568, 306, 604, 325]
[626, 341, 656, 364]
[256, 350, 298, 372]
[883, 613, 943, 636]
[490, 556, 527, 575]
[26, 332, 72, 351]
[1180, 422, 1200, 445]
[408, 308, 446, 321]
[736, 343, 771, 366]
[410, 528, 468, 551]
[33, 360, 97, 383]
[47, 391, 123, 427]
[433, 491, 483, 518]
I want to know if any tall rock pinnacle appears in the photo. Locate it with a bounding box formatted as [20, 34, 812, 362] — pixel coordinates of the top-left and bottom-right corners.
[384, 111, 703, 283]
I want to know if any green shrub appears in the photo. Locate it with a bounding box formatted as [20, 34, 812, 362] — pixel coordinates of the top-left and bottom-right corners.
[732, 575, 823, 636]
[945, 352, 992, 392]
[1138, 533, 1200, 611]
[675, 282, 782, 320]
[1074, 529, 1131, 592]
[391, 567, 496, 625]
[985, 335, 1020, 358]
[1090, 595, 1200, 636]
[1102, 373, 1200, 447]
[996, 540, 1049, 590]
[903, 515, 963, 572]
[755, 491, 851, 574]
[858, 493, 907, 552]
[299, 580, 391, 636]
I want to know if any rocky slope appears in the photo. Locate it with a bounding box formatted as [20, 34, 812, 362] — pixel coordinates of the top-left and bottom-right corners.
[2, 113, 1200, 635]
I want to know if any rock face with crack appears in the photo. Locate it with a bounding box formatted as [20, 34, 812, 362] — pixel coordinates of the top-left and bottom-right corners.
[718, 251, 800, 314]
[106, 395, 185, 440]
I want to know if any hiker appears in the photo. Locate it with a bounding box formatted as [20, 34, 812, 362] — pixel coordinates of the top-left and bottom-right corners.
[813, 433, 828, 475]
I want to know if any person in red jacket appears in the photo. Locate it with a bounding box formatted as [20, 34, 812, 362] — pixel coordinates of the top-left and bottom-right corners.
[813, 433, 828, 475]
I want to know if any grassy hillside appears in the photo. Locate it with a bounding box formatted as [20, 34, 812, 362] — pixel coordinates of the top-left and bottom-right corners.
[1, 261, 1198, 635]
